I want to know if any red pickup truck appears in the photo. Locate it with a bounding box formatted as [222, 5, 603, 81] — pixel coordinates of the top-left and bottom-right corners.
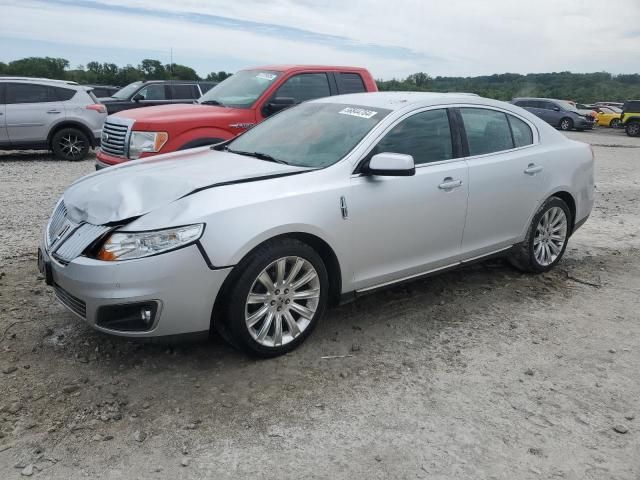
[96, 65, 378, 168]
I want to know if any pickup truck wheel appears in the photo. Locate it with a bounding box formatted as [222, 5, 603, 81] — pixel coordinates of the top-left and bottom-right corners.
[626, 122, 640, 137]
[559, 118, 573, 131]
[51, 128, 90, 161]
[610, 118, 620, 128]
[509, 197, 571, 274]
[223, 239, 328, 357]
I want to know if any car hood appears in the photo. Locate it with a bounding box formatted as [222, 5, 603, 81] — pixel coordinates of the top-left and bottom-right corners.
[111, 103, 244, 126]
[63, 148, 310, 225]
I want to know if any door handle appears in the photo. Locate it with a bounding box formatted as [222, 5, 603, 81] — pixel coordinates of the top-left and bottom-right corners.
[524, 163, 543, 175]
[438, 177, 463, 190]
[46, 110, 62, 114]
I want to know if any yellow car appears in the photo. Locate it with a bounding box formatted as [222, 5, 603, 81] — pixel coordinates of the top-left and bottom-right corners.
[596, 106, 622, 127]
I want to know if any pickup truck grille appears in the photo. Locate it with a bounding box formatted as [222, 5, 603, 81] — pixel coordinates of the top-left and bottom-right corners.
[100, 120, 130, 157]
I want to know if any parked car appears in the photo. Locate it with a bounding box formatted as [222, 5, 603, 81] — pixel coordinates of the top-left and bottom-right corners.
[95, 65, 378, 169]
[39, 92, 594, 357]
[0, 77, 107, 160]
[99, 80, 217, 114]
[512, 97, 595, 131]
[595, 101, 624, 109]
[594, 106, 622, 128]
[620, 100, 640, 137]
[86, 84, 120, 98]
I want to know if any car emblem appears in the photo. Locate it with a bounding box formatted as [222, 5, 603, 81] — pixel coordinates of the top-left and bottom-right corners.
[102, 132, 109, 142]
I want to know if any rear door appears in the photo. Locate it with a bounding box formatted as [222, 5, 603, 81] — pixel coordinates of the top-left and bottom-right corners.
[458, 107, 544, 257]
[5, 83, 65, 145]
[0, 84, 8, 145]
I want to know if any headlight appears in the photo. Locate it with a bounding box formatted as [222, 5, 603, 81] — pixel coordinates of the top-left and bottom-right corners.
[96, 224, 204, 261]
[128, 131, 168, 159]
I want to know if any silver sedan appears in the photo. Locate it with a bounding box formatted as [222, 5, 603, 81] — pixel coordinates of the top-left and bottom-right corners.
[39, 92, 594, 357]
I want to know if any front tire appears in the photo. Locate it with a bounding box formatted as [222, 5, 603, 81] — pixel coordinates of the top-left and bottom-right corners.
[509, 197, 571, 273]
[559, 118, 573, 131]
[222, 239, 328, 357]
[51, 128, 90, 161]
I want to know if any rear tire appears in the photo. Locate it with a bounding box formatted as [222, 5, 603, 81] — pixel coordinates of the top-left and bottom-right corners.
[626, 122, 640, 137]
[610, 118, 620, 128]
[559, 118, 573, 131]
[509, 197, 572, 273]
[51, 128, 90, 161]
[221, 238, 329, 357]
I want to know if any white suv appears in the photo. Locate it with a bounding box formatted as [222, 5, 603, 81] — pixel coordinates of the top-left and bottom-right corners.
[0, 77, 107, 160]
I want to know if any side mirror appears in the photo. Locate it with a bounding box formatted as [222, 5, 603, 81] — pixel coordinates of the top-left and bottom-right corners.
[265, 97, 295, 115]
[132, 93, 144, 102]
[553, 106, 560, 111]
[367, 153, 415, 177]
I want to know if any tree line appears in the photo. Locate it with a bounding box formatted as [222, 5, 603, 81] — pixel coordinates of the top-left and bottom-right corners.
[1, 57, 639, 102]
[0, 57, 232, 86]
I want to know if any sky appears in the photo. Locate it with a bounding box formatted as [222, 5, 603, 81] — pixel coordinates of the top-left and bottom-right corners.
[1, 0, 639, 79]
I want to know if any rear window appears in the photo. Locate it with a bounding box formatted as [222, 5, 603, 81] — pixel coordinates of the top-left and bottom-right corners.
[336, 73, 366, 94]
[508, 115, 534, 148]
[460, 107, 514, 156]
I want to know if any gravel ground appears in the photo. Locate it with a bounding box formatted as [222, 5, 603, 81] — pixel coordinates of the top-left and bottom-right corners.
[0, 128, 639, 479]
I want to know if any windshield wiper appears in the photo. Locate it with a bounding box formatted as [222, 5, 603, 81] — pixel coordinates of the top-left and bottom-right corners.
[227, 149, 288, 164]
[199, 99, 226, 107]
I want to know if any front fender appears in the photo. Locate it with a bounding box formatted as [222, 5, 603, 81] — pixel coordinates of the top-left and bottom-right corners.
[163, 127, 234, 153]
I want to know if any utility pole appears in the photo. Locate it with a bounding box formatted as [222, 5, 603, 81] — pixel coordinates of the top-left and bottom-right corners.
[170, 48, 173, 79]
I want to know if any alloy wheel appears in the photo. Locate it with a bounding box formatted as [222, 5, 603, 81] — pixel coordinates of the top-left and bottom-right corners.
[245, 256, 320, 347]
[610, 118, 620, 128]
[59, 134, 86, 159]
[560, 119, 571, 131]
[628, 123, 640, 136]
[533, 207, 568, 266]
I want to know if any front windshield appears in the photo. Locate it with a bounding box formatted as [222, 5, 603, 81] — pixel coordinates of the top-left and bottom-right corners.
[226, 102, 391, 168]
[112, 81, 142, 99]
[198, 70, 281, 108]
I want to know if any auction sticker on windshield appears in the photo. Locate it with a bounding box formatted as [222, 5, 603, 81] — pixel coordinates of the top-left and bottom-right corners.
[256, 72, 277, 81]
[339, 107, 378, 119]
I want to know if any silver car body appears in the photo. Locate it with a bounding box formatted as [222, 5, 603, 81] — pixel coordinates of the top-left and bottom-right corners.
[0, 77, 105, 149]
[40, 92, 594, 338]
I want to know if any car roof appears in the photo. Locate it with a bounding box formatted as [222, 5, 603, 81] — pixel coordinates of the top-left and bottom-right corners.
[243, 65, 370, 73]
[0, 76, 79, 86]
[312, 91, 507, 111]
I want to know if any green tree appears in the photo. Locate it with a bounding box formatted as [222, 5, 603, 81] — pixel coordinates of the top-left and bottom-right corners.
[166, 63, 199, 80]
[140, 59, 167, 79]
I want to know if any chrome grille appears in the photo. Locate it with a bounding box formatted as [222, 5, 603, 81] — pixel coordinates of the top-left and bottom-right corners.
[54, 283, 86, 318]
[52, 223, 111, 263]
[47, 200, 68, 247]
[100, 120, 130, 157]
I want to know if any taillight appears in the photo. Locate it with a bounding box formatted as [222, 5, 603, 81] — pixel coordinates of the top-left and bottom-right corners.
[86, 104, 106, 113]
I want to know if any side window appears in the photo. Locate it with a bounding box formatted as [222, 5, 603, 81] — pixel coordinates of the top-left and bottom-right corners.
[336, 73, 366, 94]
[273, 73, 331, 103]
[51, 86, 76, 101]
[169, 84, 196, 100]
[508, 115, 534, 148]
[372, 109, 453, 165]
[515, 100, 530, 108]
[6, 83, 54, 104]
[137, 84, 167, 101]
[459, 108, 514, 156]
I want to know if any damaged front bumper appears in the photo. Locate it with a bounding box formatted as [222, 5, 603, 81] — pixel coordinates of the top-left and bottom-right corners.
[38, 241, 232, 338]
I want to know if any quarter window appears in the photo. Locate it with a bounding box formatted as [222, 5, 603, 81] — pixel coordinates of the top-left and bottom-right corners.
[273, 73, 331, 103]
[372, 109, 453, 165]
[508, 115, 534, 147]
[460, 108, 514, 156]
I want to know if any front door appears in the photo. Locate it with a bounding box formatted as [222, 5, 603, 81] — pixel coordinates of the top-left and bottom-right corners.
[5, 83, 64, 145]
[348, 108, 469, 291]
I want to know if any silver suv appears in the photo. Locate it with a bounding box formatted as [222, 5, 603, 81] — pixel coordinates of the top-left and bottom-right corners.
[0, 77, 107, 160]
